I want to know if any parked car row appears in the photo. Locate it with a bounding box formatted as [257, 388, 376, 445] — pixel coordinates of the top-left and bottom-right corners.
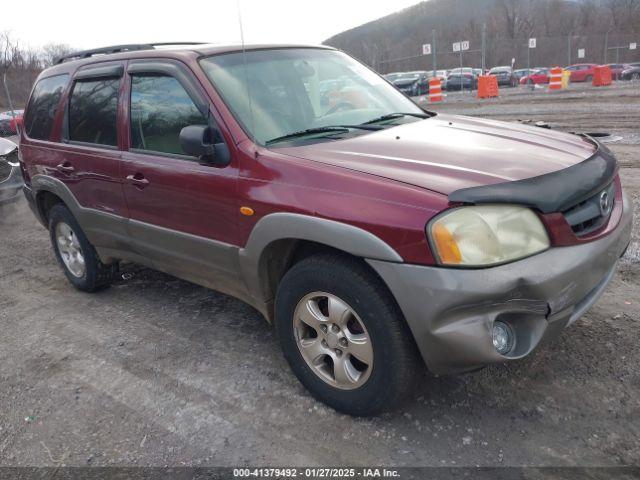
[384, 61, 640, 96]
[383, 70, 448, 95]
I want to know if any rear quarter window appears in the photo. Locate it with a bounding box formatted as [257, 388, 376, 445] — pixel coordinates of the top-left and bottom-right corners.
[68, 78, 120, 146]
[24, 74, 69, 140]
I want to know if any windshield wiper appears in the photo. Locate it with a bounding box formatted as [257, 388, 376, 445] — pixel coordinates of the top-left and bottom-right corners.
[362, 112, 434, 125]
[266, 127, 350, 145]
[265, 125, 382, 146]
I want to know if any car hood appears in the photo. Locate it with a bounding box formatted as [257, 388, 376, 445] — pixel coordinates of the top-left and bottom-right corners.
[275, 114, 597, 196]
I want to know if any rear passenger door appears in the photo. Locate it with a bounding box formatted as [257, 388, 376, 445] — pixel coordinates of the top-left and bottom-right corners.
[59, 63, 131, 252]
[121, 59, 240, 290]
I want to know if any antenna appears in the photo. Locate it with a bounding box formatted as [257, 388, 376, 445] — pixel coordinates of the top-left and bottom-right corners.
[236, 0, 256, 144]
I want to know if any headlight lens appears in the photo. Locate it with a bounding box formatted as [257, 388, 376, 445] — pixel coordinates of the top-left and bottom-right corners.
[429, 205, 550, 267]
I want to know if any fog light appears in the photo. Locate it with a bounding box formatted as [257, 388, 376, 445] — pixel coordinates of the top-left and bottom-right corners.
[492, 321, 514, 355]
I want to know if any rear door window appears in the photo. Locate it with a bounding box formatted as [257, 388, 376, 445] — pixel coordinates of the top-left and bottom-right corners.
[129, 75, 207, 156]
[24, 74, 69, 140]
[68, 78, 120, 146]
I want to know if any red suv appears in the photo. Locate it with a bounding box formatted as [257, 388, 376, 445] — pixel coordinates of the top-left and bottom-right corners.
[20, 44, 632, 416]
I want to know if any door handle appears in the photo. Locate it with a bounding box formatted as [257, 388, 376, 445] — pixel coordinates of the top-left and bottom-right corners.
[56, 163, 75, 174]
[126, 174, 150, 188]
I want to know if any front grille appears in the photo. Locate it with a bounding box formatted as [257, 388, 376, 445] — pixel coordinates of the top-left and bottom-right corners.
[562, 182, 616, 236]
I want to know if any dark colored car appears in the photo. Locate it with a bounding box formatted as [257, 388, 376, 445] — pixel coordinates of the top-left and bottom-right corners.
[20, 43, 632, 416]
[384, 71, 429, 96]
[0, 137, 22, 205]
[488, 66, 518, 87]
[446, 68, 478, 90]
[520, 68, 550, 85]
[604, 64, 631, 80]
[564, 63, 598, 83]
[620, 64, 640, 81]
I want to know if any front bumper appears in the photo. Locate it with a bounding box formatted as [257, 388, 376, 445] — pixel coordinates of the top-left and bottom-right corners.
[368, 193, 633, 375]
[0, 164, 24, 205]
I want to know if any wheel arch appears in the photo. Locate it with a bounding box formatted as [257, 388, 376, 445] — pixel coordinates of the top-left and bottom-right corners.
[238, 213, 403, 321]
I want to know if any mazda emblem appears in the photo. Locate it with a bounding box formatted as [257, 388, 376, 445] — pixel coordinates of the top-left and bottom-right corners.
[599, 190, 612, 216]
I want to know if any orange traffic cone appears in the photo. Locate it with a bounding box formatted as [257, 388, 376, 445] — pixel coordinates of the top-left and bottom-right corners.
[549, 67, 563, 90]
[429, 78, 443, 102]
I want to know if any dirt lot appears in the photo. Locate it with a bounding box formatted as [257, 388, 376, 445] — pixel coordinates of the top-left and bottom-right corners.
[1, 82, 639, 468]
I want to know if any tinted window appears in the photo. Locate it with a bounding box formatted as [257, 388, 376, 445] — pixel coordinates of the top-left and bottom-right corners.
[130, 75, 207, 156]
[24, 74, 69, 140]
[68, 78, 119, 146]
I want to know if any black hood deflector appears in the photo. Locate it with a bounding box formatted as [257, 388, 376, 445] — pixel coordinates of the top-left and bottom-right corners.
[448, 136, 617, 213]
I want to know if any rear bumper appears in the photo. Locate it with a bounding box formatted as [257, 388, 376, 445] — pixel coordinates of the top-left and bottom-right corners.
[368, 193, 633, 375]
[0, 164, 24, 205]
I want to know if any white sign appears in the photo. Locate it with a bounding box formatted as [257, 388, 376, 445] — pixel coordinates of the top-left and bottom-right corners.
[453, 42, 461, 52]
[422, 43, 432, 55]
[578, 48, 585, 59]
[529, 38, 537, 49]
[461, 41, 470, 51]
[631, 43, 637, 50]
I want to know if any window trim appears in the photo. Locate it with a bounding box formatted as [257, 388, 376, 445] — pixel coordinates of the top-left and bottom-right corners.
[125, 59, 217, 161]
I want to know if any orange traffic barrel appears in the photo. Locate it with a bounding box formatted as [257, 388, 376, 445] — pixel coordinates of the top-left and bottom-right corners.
[593, 66, 612, 87]
[478, 75, 499, 99]
[429, 78, 443, 102]
[549, 67, 563, 90]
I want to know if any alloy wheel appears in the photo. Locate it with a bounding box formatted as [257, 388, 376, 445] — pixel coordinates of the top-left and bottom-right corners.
[293, 292, 373, 390]
[55, 221, 86, 278]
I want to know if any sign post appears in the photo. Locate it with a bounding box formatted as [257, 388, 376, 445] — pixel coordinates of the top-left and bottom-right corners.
[528, 38, 536, 79]
[453, 41, 470, 92]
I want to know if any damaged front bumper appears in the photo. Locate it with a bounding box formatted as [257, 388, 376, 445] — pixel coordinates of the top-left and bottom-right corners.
[368, 193, 633, 375]
[0, 162, 23, 205]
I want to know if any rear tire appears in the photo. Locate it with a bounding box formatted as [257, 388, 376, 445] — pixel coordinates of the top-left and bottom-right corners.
[275, 254, 421, 416]
[49, 204, 118, 292]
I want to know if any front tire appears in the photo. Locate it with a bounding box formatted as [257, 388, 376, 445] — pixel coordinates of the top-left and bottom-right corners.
[49, 204, 118, 292]
[275, 254, 420, 416]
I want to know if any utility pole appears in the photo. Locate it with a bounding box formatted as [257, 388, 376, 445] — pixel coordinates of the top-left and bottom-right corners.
[604, 31, 609, 64]
[432, 29, 437, 76]
[568, 35, 572, 66]
[481, 23, 487, 72]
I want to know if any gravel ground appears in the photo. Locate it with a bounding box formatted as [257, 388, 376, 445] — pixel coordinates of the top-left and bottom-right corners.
[0, 82, 639, 468]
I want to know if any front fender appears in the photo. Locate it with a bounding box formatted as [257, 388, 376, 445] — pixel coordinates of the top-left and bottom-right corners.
[238, 213, 403, 307]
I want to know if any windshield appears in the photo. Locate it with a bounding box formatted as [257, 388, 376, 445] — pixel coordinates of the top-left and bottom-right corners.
[200, 48, 425, 145]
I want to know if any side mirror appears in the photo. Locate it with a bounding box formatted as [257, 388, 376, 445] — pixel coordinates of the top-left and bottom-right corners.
[179, 125, 230, 167]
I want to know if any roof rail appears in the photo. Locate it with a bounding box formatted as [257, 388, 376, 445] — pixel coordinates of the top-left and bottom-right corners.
[54, 42, 208, 64]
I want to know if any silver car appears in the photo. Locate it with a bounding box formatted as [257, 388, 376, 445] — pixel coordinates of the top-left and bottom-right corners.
[0, 137, 23, 205]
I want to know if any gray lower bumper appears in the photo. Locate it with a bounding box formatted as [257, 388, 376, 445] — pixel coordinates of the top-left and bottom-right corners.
[368, 194, 633, 375]
[0, 165, 23, 205]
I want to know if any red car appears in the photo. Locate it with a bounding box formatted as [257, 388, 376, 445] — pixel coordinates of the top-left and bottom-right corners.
[19, 43, 633, 415]
[564, 63, 598, 83]
[519, 68, 550, 85]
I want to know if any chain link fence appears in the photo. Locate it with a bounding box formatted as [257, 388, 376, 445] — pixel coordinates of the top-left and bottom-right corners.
[375, 31, 640, 74]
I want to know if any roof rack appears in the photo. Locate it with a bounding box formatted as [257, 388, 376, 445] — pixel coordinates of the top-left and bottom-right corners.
[54, 42, 208, 64]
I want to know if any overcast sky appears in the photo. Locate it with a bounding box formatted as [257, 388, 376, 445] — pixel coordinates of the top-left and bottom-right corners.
[4, 0, 425, 50]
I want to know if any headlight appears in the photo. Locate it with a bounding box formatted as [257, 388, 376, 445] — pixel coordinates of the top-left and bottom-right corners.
[428, 205, 550, 267]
